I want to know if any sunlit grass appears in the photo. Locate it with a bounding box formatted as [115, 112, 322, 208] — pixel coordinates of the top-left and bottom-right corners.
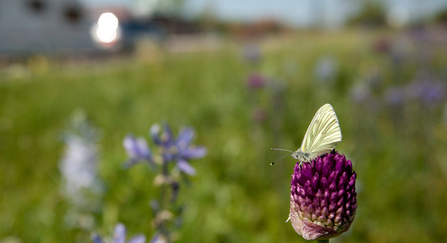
[1, 30, 447, 242]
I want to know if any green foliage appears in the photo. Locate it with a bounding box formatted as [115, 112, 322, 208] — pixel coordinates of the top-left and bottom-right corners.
[1, 31, 447, 242]
[433, 8, 447, 24]
[347, 2, 387, 28]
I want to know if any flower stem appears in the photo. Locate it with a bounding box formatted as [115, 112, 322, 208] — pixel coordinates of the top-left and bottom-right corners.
[160, 159, 169, 203]
[317, 240, 329, 243]
[156, 159, 169, 235]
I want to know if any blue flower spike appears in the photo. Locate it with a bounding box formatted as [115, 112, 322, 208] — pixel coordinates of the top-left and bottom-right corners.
[150, 123, 207, 176]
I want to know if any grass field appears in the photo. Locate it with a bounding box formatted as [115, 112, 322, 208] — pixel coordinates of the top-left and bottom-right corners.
[1, 30, 447, 242]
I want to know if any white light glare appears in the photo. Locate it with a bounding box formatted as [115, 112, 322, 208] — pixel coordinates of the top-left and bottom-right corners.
[92, 12, 120, 45]
[98, 12, 119, 31]
[96, 27, 117, 44]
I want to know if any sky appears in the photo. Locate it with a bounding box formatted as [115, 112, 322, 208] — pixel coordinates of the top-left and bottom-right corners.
[80, 0, 447, 28]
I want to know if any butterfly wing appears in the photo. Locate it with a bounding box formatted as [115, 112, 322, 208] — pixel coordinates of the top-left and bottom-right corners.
[299, 104, 342, 157]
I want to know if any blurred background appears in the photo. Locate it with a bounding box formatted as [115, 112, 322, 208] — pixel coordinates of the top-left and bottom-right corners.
[1, 0, 447, 242]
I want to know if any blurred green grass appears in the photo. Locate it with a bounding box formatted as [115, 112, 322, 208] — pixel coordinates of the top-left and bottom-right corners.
[1, 30, 447, 242]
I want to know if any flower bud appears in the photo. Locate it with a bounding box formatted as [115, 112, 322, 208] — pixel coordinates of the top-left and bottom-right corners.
[289, 150, 357, 240]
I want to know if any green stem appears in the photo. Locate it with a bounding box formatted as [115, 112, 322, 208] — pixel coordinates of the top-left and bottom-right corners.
[317, 240, 329, 243]
[156, 159, 169, 236]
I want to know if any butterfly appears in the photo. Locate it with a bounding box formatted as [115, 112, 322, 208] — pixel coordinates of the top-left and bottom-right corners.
[271, 103, 342, 165]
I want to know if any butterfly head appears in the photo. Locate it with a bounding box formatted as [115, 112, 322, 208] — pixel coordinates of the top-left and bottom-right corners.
[292, 149, 313, 164]
[271, 148, 316, 165]
[291, 151, 300, 160]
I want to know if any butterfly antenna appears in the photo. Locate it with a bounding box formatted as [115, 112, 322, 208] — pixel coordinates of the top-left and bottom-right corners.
[271, 148, 294, 153]
[270, 154, 290, 165]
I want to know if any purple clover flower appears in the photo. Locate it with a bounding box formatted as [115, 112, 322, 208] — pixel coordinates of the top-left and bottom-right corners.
[289, 150, 357, 240]
[123, 135, 153, 166]
[150, 123, 207, 175]
[247, 72, 267, 90]
[91, 223, 146, 243]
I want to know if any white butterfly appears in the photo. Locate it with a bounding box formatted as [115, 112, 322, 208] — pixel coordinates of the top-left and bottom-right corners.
[271, 103, 342, 165]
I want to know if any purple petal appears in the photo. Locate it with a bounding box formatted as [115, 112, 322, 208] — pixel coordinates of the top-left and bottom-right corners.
[128, 235, 146, 243]
[123, 135, 137, 156]
[136, 138, 151, 159]
[91, 234, 104, 243]
[177, 159, 196, 176]
[123, 135, 151, 160]
[176, 127, 195, 148]
[162, 122, 174, 144]
[179, 147, 207, 159]
[113, 223, 126, 243]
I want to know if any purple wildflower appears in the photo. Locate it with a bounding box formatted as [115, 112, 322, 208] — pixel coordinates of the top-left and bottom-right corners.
[91, 223, 146, 243]
[289, 150, 357, 240]
[247, 72, 267, 90]
[150, 123, 207, 175]
[406, 75, 445, 108]
[123, 135, 153, 166]
[385, 86, 405, 107]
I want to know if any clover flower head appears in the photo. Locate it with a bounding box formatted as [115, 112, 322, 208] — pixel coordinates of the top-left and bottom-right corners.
[289, 150, 357, 240]
[91, 223, 146, 243]
[123, 134, 153, 166]
[150, 123, 207, 176]
[247, 72, 267, 90]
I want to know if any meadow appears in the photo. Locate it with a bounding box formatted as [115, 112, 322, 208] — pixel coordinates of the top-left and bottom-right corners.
[1, 30, 447, 242]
